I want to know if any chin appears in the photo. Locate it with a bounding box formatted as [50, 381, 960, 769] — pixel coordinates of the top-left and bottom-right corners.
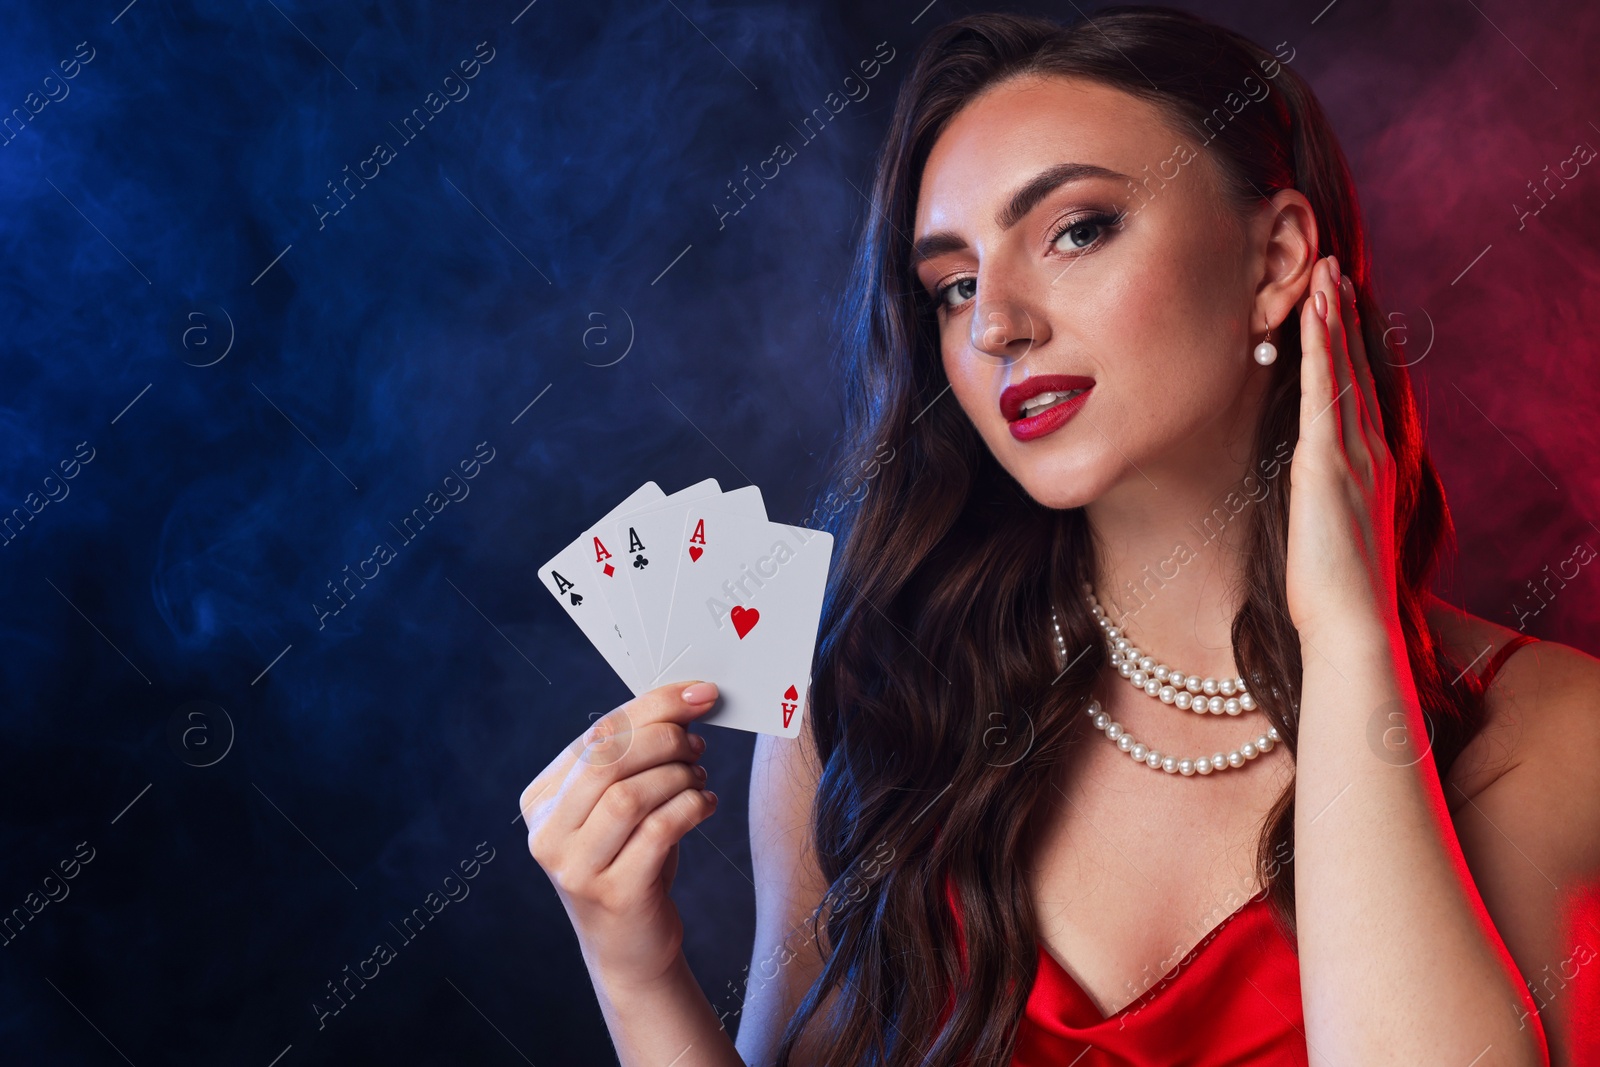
[993, 443, 1121, 512]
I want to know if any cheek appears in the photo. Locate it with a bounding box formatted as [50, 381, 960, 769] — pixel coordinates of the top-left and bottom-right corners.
[1085, 261, 1244, 414]
[940, 330, 1002, 426]
[1088, 264, 1185, 362]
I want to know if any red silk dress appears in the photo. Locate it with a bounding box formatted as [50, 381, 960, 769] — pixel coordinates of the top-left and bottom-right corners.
[936, 634, 1540, 1066]
[942, 873, 1306, 1065]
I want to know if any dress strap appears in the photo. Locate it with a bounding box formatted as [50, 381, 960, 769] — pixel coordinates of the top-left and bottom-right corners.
[1478, 634, 1539, 690]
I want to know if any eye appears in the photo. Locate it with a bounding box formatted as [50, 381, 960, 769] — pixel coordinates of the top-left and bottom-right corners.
[1050, 210, 1124, 254]
[934, 276, 977, 310]
[926, 209, 1125, 314]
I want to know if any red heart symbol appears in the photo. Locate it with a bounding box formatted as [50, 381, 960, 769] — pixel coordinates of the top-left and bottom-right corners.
[688, 546, 703, 561]
[731, 605, 759, 639]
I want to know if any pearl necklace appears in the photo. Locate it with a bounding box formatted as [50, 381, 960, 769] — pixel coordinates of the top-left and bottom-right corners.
[1083, 585, 1258, 716]
[1051, 605, 1280, 776]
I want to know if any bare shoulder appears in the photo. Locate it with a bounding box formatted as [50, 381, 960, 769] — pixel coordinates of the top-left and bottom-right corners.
[1423, 594, 1600, 808]
[1424, 595, 1600, 1062]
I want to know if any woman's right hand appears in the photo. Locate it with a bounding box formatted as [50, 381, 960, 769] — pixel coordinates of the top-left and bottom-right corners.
[520, 680, 721, 993]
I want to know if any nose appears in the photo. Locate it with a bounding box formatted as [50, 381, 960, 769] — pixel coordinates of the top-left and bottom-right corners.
[969, 293, 1047, 363]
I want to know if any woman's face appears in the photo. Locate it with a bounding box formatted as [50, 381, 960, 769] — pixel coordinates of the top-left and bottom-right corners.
[912, 74, 1299, 512]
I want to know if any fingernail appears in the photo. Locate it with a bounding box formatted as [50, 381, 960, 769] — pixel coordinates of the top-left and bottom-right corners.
[681, 681, 718, 705]
[1327, 255, 1339, 280]
[694, 763, 707, 781]
[1341, 275, 1353, 299]
[705, 790, 718, 804]
[1314, 290, 1328, 320]
[689, 733, 706, 754]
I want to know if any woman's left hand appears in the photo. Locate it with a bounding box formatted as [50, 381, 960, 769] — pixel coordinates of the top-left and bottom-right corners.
[1284, 254, 1400, 648]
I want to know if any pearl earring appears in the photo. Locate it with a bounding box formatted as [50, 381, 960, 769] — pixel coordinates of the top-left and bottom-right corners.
[1253, 323, 1278, 366]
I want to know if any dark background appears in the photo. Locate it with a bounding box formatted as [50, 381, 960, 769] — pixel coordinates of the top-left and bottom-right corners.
[2, 0, 1597, 1063]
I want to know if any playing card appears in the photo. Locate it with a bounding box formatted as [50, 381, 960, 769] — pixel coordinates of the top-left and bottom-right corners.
[538, 480, 666, 691]
[648, 512, 834, 738]
[591, 478, 721, 694]
[612, 484, 767, 676]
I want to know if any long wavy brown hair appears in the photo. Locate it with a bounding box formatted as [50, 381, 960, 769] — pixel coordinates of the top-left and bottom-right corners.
[775, 6, 1489, 1066]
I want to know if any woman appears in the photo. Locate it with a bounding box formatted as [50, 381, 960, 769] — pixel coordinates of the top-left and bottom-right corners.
[519, 7, 1599, 1065]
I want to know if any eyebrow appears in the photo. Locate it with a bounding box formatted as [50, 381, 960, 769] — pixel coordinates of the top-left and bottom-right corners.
[911, 162, 1130, 265]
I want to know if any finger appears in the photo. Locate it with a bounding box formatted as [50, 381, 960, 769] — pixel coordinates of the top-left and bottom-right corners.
[519, 730, 593, 831]
[582, 758, 709, 873]
[545, 718, 705, 838]
[519, 680, 718, 828]
[1298, 257, 1341, 446]
[1341, 274, 1384, 443]
[606, 781, 719, 891]
[1320, 258, 1360, 456]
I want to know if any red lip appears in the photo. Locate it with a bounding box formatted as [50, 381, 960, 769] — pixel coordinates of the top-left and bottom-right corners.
[999, 375, 1096, 441]
[999, 374, 1097, 421]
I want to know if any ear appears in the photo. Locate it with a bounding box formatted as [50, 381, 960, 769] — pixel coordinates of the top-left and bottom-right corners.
[1251, 189, 1319, 333]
